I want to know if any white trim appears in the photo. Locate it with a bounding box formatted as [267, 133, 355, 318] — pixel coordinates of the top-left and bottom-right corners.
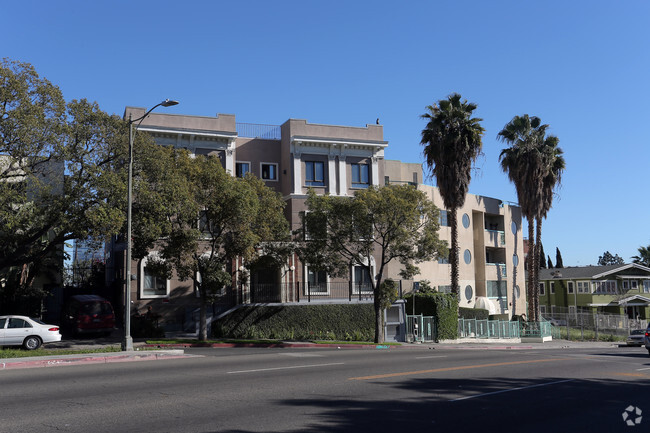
[139, 254, 170, 299]
[592, 263, 650, 279]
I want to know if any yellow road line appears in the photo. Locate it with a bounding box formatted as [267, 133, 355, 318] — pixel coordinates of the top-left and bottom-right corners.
[349, 358, 571, 381]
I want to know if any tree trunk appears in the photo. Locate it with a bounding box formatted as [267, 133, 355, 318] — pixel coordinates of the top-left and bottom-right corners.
[199, 289, 208, 341]
[534, 216, 543, 322]
[449, 207, 459, 298]
[527, 218, 535, 321]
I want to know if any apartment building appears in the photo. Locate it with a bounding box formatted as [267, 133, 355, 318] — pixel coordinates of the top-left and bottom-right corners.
[111, 108, 526, 331]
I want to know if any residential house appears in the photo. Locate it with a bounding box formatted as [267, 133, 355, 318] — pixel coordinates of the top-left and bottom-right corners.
[538, 264, 650, 321]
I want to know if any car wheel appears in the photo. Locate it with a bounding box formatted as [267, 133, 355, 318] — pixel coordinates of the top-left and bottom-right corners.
[23, 336, 42, 350]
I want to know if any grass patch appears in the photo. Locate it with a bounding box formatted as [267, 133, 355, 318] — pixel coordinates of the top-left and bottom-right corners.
[0, 346, 122, 359]
[145, 339, 285, 345]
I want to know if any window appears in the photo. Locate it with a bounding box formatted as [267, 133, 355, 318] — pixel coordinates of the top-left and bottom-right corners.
[351, 163, 369, 188]
[567, 281, 574, 294]
[305, 161, 325, 186]
[644, 281, 650, 293]
[631, 280, 638, 290]
[307, 267, 328, 294]
[236, 162, 250, 178]
[622, 280, 629, 290]
[593, 280, 617, 294]
[438, 255, 449, 264]
[465, 285, 473, 301]
[353, 265, 372, 293]
[577, 281, 589, 293]
[462, 213, 470, 228]
[439, 210, 449, 227]
[0, 318, 5, 329]
[140, 255, 170, 298]
[539, 282, 545, 296]
[261, 163, 277, 181]
[8, 318, 31, 329]
[464, 249, 472, 264]
[540, 305, 547, 315]
[487, 281, 507, 311]
[550, 282, 555, 294]
[438, 285, 452, 294]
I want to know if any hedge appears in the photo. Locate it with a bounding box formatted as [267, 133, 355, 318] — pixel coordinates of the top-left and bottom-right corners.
[212, 304, 375, 342]
[404, 293, 458, 341]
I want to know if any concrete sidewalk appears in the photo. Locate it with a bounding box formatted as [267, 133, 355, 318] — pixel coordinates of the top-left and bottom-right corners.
[0, 349, 196, 370]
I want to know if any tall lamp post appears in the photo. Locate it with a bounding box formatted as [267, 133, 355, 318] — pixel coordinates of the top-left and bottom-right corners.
[123, 99, 179, 351]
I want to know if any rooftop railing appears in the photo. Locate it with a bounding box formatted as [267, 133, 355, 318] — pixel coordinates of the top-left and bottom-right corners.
[236, 122, 281, 140]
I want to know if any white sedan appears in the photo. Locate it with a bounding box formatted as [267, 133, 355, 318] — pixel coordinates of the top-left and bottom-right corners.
[0, 315, 62, 350]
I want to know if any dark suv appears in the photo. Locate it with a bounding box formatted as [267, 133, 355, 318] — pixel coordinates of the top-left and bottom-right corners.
[61, 295, 116, 336]
[645, 325, 650, 357]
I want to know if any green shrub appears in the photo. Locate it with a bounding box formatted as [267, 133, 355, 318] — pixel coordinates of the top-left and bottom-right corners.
[404, 292, 458, 341]
[212, 304, 374, 342]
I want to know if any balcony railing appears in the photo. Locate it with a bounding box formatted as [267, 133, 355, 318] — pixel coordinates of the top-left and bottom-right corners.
[236, 122, 281, 140]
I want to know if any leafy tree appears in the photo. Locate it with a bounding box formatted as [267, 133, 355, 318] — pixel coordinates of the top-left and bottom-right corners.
[0, 58, 127, 310]
[632, 245, 650, 267]
[142, 153, 290, 340]
[297, 185, 447, 343]
[555, 247, 564, 268]
[597, 251, 625, 266]
[420, 93, 484, 298]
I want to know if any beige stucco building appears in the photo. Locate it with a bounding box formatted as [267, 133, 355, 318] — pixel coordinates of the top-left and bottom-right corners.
[109, 108, 526, 332]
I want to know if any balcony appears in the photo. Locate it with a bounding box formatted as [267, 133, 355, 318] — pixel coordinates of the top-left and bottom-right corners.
[485, 263, 507, 279]
[236, 122, 281, 140]
[484, 229, 506, 247]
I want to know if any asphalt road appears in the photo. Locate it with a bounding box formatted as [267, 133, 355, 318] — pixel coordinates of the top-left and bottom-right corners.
[1, 345, 649, 432]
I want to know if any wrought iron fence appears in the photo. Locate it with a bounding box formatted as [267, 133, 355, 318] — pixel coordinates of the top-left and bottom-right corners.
[458, 318, 548, 339]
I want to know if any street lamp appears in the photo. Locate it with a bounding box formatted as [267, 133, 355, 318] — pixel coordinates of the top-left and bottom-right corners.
[123, 99, 179, 351]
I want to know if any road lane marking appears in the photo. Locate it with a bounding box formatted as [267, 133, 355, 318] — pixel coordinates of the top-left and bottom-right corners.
[614, 373, 648, 378]
[228, 362, 344, 374]
[348, 358, 571, 381]
[636, 367, 650, 371]
[449, 379, 575, 402]
[415, 355, 448, 359]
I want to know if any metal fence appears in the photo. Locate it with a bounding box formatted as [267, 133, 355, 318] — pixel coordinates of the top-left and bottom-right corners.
[543, 310, 648, 340]
[406, 314, 436, 342]
[236, 123, 282, 140]
[458, 318, 523, 339]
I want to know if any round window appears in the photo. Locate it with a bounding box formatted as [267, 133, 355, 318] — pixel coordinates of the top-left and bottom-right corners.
[462, 213, 470, 229]
[513, 254, 519, 266]
[511, 221, 518, 235]
[464, 249, 472, 264]
[514, 285, 521, 299]
[465, 285, 473, 301]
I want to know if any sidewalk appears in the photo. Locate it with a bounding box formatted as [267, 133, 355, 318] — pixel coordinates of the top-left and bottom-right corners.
[0, 338, 632, 371]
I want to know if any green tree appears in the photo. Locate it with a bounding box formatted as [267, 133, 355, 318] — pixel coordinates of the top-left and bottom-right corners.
[297, 185, 447, 343]
[632, 245, 650, 267]
[555, 247, 564, 268]
[0, 59, 127, 310]
[598, 251, 625, 266]
[420, 93, 484, 298]
[143, 153, 290, 340]
[547, 255, 553, 269]
[539, 243, 547, 269]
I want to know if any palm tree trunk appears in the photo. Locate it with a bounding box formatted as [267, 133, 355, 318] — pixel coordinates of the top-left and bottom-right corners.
[449, 207, 459, 298]
[527, 218, 535, 321]
[534, 216, 543, 322]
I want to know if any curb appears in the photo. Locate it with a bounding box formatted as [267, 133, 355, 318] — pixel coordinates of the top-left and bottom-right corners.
[0, 350, 192, 371]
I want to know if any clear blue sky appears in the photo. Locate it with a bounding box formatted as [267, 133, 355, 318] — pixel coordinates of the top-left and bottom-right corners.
[6, 1, 650, 266]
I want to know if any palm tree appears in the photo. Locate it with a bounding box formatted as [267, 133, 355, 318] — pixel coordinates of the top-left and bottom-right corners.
[421, 93, 484, 297]
[498, 115, 548, 321]
[632, 245, 650, 267]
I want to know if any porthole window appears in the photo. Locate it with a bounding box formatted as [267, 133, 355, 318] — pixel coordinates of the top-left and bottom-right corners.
[462, 213, 470, 229]
[513, 254, 519, 266]
[511, 221, 518, 235]
[464, 249, 472, 264]
[465, 285, 473, 301]
[514, 285, 521, 299]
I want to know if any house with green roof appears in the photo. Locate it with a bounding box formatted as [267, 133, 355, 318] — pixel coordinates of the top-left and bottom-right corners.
[538, 263, 650, 321]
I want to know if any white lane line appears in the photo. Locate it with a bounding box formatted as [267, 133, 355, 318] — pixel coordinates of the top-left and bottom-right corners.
[636, 367, 650, 371]
[449, 379, 575, 402]
[228, 362, 345, 374]
[415, 355, 448, 359]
